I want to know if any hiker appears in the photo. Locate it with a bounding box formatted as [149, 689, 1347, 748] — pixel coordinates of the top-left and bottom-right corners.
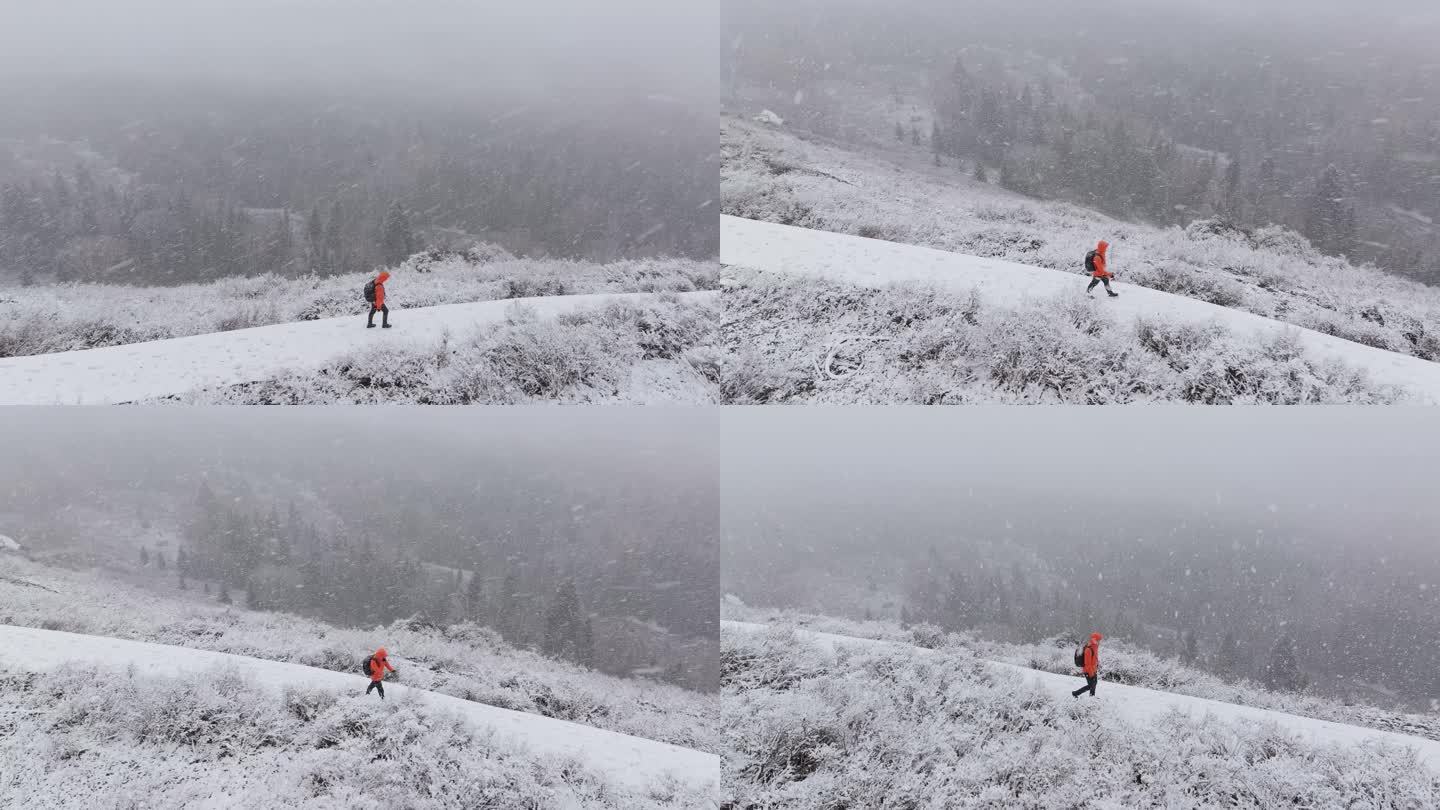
[366, 271, 392, 328]
[364, 647, 396, 698]
[1084, 240, 1118, 298]
[1072, 632, 1102, 697]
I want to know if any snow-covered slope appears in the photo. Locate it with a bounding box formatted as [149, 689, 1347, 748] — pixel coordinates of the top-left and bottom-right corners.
[723, 216, 1440, 402]
[0, 624, 717, 795]
[723, 620, 1440, 772]
[0, 291, 715, 404]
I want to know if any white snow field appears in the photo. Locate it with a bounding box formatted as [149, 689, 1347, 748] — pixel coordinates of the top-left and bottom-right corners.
[0, 290, 715, 404]
[723, 620, 1440, 772]
[0, 623, 718, 795]
[722, 216, 1440, 402]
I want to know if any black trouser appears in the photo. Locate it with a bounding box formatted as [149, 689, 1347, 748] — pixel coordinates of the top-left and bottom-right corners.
[1072, 675, 1098, 697]
[366, 680, 385, 698]
[368, 304, 389, 326]
[1086, 276, 1114, 294]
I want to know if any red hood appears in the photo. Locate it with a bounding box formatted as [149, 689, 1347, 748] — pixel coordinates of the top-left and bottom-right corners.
[1096, 241, 1109, 256]
[376, 272, 390, 283]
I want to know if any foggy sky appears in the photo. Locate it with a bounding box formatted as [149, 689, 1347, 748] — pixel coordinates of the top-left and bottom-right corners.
[0, 407, 718, 535]
[0, 0, 715, 109]
[722, 407, 1440, 562]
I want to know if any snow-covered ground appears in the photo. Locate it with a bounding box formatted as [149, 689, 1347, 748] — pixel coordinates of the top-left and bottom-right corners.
[0, 556, 717, 752]
[0, 624, 717, 796]
[724, 620, 1440, 771]
[721, 117, 1440, 403]
[723, 618, 1440, 806]
[723, 216, 1440, 402]
[0, 291, 716, 404]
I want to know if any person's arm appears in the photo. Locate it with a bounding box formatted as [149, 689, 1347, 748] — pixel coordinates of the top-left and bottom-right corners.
[375, 283, 385, 309]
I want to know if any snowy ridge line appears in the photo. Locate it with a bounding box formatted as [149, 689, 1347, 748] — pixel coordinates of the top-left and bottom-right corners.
[720, 215, 1440, 402]
[0, 290, 716, 405]
[722, 620, 1440, 772]
[0, 624, 719, 794]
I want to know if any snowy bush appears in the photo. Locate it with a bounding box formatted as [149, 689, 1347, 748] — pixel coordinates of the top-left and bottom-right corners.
[0, 557, 717, 753]
[0, 664, 706, 809]
[719, 271, 1403, 404]
[724, 605, 1440, 746]
[151, 295, 719, 404]
[722, 118, 1440, 365]
[0, 253, 715, 358]
[721, 624, 1440, 808]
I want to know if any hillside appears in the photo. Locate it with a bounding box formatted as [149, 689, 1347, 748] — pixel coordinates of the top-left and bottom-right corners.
[0, 291, 718, 404]
[721, 118, 1440, 403]
[0, 625, 717, 808]
[0, 556, 718, 754]
[722, 618, 1440, 808]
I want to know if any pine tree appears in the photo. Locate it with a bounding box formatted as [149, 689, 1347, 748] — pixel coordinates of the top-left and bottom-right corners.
[380, 202, 416, 264]
[544, 580, 588, 663]
[1304, 165, 1356, 256]
[1218, 632, 1241, 680]
[218, 584, 232, 605]
[139, 546, 149, 566]
[974, 162, 988, 184]
[1263, 633, 1306, 692]
[465, 571, 483, 619]
[895, 121, 905, 142]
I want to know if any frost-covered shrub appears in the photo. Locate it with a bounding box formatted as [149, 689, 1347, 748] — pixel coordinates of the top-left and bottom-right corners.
[724, 605, 1440, 746]
[157, 296, 719, 405]
[1129, 259, 1248, 308]
[721, 624, 1440, 809]
[0, 253, 715, 358]
[719, 272, 1404, 404]
[1, 664, 701, 809]
[722, 119, 1440, 366]
[0, 556, 718, 753]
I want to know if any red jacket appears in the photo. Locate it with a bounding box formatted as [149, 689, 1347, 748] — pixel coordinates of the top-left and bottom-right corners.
[373, 271, 390, 309]
[1090, 241, 1111, 279]
[1082, 633, 1102, 677]
[368, 648, 395, 682]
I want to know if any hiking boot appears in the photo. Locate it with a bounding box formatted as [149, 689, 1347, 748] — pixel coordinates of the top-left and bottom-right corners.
[382, 323, 392, 329]
[367, 323, 376, 328]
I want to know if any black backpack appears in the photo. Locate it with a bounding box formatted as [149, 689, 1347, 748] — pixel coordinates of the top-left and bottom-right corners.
[361, 655, 374, 676]
[1084, 250, 1099, 275]
[363, 280, 376, 304]
[1073, 645, 1086, 667]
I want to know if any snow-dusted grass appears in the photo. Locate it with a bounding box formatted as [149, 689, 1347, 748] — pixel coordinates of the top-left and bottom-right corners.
[720, 270, 1400, 404]
[0, 664, 707, 809]
[0, 558, 717, 753]
[154, 294, 720, 404]
[722, 623, 1440, 808]
[0, 248, 716, 358]
[722, 117, 1440, 362]
[722, 602, 1440, 745]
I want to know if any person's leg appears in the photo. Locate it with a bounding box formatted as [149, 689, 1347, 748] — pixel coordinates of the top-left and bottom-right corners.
[366, 680, 377, 695]
[368, 306, 377, 327]
[1087, 676, 1098, 696]
[376, 681, 385, 699]
[1102, 277, 1116, 296]
[380, 305, 390, 327]
[1087, 277, 1100, 293]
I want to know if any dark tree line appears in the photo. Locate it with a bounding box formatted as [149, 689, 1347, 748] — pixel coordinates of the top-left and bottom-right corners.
[895, 531, 1437, 707]
[175, 482, 706, 681]
[725, 0, 1440, 281]
[0, 80, 714, 285]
